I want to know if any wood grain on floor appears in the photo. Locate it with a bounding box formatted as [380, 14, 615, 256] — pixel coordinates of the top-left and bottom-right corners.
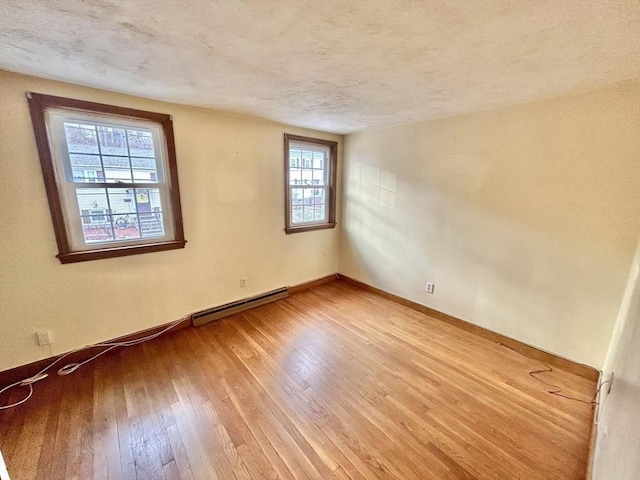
[0, 280, 596, 480]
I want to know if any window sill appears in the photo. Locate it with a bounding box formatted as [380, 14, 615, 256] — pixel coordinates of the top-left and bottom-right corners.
[285, 223, 336, 234]
[57, 240, 187, 264]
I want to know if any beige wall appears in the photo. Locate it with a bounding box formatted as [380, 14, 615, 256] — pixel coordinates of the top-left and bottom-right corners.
[1, 70, 638, 372]
[340, 82, 640, 368]
[592, 238, 640, 479]
[0, 71, 341, 371]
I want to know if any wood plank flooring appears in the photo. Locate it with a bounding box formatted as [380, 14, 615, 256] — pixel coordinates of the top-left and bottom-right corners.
[0, 280, 597, 479]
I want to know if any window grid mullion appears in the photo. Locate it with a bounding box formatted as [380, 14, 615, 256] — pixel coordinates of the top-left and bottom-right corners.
[92, 124, 108, 187]
[124, 127, 136, 182]
[290, 147, 328, 186]
[89, 123, 118, 235]
[72, 184, 116, 241]
[133, 187, 142, 238]
[289, 185, 328, 224]
[70, 182, 160, 189]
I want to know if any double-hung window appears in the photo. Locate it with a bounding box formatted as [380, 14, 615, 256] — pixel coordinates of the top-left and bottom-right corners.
[28, 93, 186, 263]
[284, 134, 337, 233]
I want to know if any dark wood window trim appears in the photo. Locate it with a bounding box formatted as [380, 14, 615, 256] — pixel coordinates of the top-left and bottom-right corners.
[284, 134, 337, 234]
[27, 92, 186, 263]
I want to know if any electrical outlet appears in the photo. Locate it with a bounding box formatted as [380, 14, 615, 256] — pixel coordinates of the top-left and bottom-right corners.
[425, 282, 435, 294]
[36, 330, 52, 346]
[240, 277, 247, 288]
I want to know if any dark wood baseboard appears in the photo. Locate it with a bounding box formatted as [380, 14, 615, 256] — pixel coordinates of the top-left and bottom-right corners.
[1, 271, 596, 392]
[288, 273, 338, 294]
[0, 317, 192, 388]
[337, 274, 599, 381]
[0, 274, 339, 389]
[1, 274, 595, 479]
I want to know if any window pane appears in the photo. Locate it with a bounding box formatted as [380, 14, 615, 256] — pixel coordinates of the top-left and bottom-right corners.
[139, 213, 165, 238]
[290, 149, 301, 168]
[131, 157, 157, 170]
[312, 169, 325, 184]
[75, 188, 113, 243]
[103, 154, 130, 169]
[75, 187, 109, 215]
[104, 166, 132, 183]
[65, 124, 98, 154]
[292, 188, 303, 205]
[301, 169, 313, 185]
[70, 153, 101, 169]
[313, 151, 325, 169]
[134, 188, 153, 214]
[291, 205, 303, 224]
[302, 150, 313, 169]
[112, 214, 140, 240]
[132, 157, 159, 183]
[303, 206, 313, 221]
[290, 169, 302, 185]
[303, 188, 313, 203]
[72, 169, 99, 182]
[81, 217, 114, 243]
[314, 204, 326, 221]
[69, 142, 164, 244]
[314, 188, 326, 203]
[102, 155, 131, 182]
[127, 130, 155, 157]
[107, 188, 136, 215]
[97, 126, 128, 156]
[133, 171, 158, 183]
[147, 188, 163, 210]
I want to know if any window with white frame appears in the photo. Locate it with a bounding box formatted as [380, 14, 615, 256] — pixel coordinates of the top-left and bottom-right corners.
[284, 134, 337, 233]
[28, 93, 186, 263]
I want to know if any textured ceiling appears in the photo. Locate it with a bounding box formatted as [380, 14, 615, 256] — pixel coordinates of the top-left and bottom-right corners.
[1, 0, 639, 134]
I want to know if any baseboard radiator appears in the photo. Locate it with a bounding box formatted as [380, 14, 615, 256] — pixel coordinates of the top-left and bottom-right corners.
[192, 287, 289, 327]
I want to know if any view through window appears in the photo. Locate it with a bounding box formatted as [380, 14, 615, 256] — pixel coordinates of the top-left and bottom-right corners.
[284, 134, 337, 233]
[28, 93, 186, 263]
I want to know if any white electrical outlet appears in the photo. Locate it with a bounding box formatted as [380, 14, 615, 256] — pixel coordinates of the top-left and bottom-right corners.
[425, 282, 435, 294]
[240, 277, 247, 288]
[36, 330, 52, 346]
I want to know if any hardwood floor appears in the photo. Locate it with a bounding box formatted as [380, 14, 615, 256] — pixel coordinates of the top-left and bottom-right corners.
[0, 280, 597, 480]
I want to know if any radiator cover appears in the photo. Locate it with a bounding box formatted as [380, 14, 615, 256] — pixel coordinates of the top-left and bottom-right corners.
[192, 287, 289, 327]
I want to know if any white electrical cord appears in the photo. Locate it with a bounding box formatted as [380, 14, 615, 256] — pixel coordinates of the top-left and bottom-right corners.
[0, 315, 188, 410]
[0, 382, 33, 410]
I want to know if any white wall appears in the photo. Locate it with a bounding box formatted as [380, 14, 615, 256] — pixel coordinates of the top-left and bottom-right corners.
[0, 71, 341, 371]
[340, 81, 640, 368]
[592, 238, 640, 479]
